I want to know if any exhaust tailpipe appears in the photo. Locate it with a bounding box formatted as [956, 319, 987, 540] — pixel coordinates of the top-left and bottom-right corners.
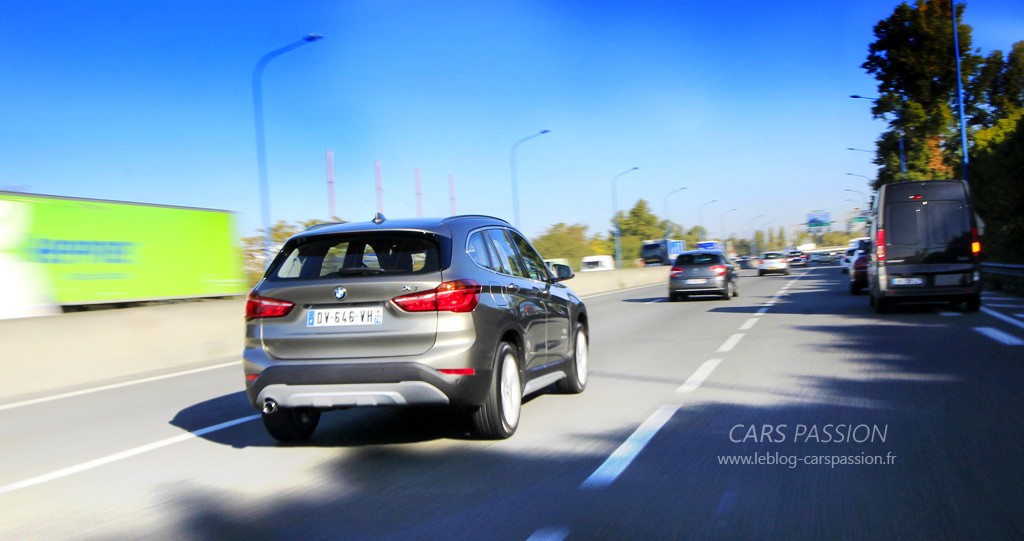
[262, 399, 278, 415]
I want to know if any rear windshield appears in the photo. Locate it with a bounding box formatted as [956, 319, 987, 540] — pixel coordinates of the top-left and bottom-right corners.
[763, 252, 784, 259]
[886, 201, 969, 247]
[675, 253, 721, 265]
[270, 233, 440, 280]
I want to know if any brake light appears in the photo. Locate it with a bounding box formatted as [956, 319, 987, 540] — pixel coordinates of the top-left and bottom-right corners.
[670, 266, 684, 278]
[392, 280, 481, 313]
[245, 293, 295, 320]
[875, 229, 886, 262]
[759, 259, 765, 265]
[709, 264, 727, 276]
[971, 227, 981, 256]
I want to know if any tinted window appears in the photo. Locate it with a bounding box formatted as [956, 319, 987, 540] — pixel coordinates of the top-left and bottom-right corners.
[467, 231, 495, 270]
[508, 230, 550, 282]
[763, 253, 784, 260]
[675, 253, 720, 265]
[487, 229, 528, 278]
[887, 203, 921, 245]
[271, 233, 439, 279]
[927, 201, 969, 246]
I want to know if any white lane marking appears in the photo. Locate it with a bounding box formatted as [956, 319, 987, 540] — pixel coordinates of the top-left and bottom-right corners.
[717, 334, 744, 353]
[0, 415, 260, 495]
[982, 307, 1024, 332]
[527, 527, 569, 541]
[936, 311, 961, 317]
[581, 405, 677, 489]
[985, 303, 1024, 308]
[1016, 313, 1024, 320]
[677, 359, 722, 393]
[645, 298, 666, 305]
[0, 361, 242, 413]
[755, 307, 769, 315]
[739, 318, 759, 330]
[973, 327, 1024, 346]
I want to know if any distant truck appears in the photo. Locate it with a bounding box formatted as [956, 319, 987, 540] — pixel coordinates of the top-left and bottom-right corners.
[696, 240, 725, 252]
[0, 192, 246, 319]
[641, 238, 685, 265]
[579, 255, 614, 272]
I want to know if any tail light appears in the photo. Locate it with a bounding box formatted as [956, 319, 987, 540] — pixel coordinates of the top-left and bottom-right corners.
[709, 264, 727, 276]
[670, 266, 684, 278]
[393, 280, 481, 313]
[854, 256, 869, 271]
[971, 227, 981, 257]
[759, 259, 766, 265]
[875, 229, 886, 262]
[246, 292, 295, 320]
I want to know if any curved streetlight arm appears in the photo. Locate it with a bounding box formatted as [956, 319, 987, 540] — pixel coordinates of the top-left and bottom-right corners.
[663, 187, 687, 236]
[697, 199, 718, 242]
[611, 167, 639, 269]
[509, 129, 551, 229]
[253, 34, 324, 266]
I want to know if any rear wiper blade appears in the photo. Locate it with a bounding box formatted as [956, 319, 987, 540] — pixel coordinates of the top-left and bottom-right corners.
[336, 268, 386, 276]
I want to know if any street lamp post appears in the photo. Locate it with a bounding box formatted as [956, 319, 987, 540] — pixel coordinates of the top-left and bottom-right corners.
[850, 95, 906, 176]
[844, 188, 866, 209]
[719, 208, 737, 244]
[663, 187, 687, 237]
[611, 167, 639, 269]
[951, 2, 970, 183]
[509, 129, 551, 229]
[697, 199, 717, 242]
[253, 34, 324, 266]
[749, 214, 764, 256]
[846, 172, 872, 182]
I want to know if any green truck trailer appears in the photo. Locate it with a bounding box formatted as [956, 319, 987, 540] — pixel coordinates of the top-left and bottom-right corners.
[0, 192, 246, 318]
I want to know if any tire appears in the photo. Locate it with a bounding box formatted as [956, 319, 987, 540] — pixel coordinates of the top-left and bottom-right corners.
[965, 293, 981, 312]
[732, 280, 739, 297]
[668, 292, 678, 302]
[262, 407, 320, 442]
[471, 342, 522, 439]
[758, 270, 765, 277]
[556, 323, 588, 394]
[721, 281, 731, 300]
[850, 282, 862, 295]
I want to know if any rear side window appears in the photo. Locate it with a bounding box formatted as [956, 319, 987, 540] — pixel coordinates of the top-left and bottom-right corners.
[271, 233, 440, 279]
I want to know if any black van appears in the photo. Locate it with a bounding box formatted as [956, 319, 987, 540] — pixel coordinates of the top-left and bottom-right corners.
[867, 180, 982, 313]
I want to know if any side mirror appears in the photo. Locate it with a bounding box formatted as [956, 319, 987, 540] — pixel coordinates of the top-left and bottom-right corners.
[551, 263, 574, 281]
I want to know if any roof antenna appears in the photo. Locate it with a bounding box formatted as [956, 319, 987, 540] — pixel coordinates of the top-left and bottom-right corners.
[372, 212, 386, 225]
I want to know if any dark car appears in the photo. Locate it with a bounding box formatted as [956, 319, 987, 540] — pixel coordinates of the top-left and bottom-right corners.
[243, 214, 588, 441]
[787, 250, 808, 267]
[867, 180, 982, 313]
[668, 250, 739, 301]
[850, 251, 869, 294]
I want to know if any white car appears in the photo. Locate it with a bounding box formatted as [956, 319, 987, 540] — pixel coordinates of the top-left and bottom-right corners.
[757, 252, 789, 276]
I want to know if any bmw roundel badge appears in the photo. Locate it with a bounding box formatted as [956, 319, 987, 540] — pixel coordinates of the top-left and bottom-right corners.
[334, 286, 347, 300]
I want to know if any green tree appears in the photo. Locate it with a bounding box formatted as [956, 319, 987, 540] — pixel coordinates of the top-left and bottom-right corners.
[862, 0, 981, 185]
[531, 223, 592, 269]
[608, 199, 664, 266]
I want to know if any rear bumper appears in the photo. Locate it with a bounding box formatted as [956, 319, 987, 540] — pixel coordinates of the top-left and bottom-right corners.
[669, 275, 727, 294]
[244, 359, 493, 409]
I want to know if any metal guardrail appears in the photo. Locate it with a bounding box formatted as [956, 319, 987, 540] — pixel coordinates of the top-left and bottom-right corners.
[982, 263, 1024, 277]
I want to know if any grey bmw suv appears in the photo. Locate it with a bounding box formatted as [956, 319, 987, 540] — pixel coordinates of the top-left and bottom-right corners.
[244, 214, 588, 441]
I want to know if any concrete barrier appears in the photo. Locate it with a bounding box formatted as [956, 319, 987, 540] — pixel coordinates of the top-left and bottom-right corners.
[3, 268, 667, 401]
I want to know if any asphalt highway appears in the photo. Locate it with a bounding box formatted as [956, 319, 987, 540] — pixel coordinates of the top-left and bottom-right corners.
[2, 265, 1023, 540]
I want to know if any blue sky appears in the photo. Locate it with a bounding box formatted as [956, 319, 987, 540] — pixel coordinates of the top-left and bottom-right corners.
[2, 1, 1022, 241]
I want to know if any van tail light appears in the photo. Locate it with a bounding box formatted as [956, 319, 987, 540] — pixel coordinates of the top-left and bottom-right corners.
[875, 229, 886, 262]
[670, 266, 684, 278]
[393, 280, 481, 313]
[971, 227, 981, 257]
[709, 264, 727, 276]
[246, 293, 295, 320]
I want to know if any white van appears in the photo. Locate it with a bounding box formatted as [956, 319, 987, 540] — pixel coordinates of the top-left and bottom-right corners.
[579, 255, 614, 272]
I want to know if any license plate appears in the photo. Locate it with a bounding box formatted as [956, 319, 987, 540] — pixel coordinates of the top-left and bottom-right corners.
[891, 277, 924, 286]
[307, 306, 384, 327]
[686, 278, 708, 285]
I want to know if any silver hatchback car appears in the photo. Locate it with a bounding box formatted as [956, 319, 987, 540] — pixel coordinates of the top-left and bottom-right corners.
[244, 214, 588, 441]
